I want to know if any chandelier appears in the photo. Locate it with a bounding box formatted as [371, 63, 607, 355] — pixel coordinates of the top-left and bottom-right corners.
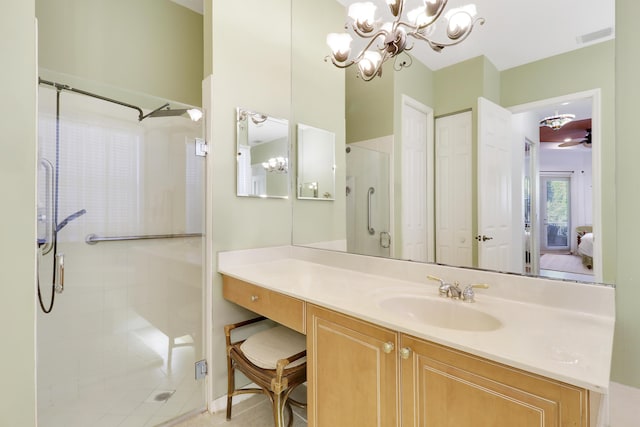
[539, 113, 575, 130]
[262, 157, 288, 173]
[326, 0, 485, 81]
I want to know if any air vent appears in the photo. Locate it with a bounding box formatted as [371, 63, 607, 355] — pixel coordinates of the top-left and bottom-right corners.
[576, 27, 614, 45]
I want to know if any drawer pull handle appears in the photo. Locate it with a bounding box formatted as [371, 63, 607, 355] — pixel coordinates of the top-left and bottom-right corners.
[400, 347, 412, 359]
[250, 295, 259, 302]
[382, 342, 394, 354]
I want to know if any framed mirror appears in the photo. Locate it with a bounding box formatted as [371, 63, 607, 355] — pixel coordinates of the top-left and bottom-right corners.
[236, 107, 289, 199]
[297, 124, 336, 200]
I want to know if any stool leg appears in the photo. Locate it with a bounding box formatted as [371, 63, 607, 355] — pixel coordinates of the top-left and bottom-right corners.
[272, 392, 286, 427]
[226, 357, 234, 420]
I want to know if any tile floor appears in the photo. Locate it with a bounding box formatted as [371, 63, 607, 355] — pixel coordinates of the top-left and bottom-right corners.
[172, 387, 307, 427]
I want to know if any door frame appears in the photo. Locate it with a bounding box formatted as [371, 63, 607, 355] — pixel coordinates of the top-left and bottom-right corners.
[509, 89, 602, 282]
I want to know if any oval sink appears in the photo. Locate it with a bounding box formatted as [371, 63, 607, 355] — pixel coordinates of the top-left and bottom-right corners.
[378, 296, 502, 332]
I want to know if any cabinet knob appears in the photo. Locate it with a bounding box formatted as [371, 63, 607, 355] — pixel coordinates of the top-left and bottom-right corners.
[400, 347, 412, 359]
[250, 295, 259, 302]
[382, 341, 395, 354]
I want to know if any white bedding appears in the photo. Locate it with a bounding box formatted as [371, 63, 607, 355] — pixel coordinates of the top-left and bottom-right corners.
[578, 232, 594, 257]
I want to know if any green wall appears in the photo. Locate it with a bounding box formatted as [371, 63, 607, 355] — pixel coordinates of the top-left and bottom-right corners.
[346, 61, 395, 143]
[36, 0, 203, 107]
[612, 0, 640, 388]
[0, 1, 37, 426]
[208, 0, 293, 399]
[292, 0, 346, 247]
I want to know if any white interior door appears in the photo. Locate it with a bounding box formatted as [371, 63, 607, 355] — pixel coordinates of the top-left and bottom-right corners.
[435, 111, 472, 267]
[401, 96, 434, 262]
[478, 97, 515, 272]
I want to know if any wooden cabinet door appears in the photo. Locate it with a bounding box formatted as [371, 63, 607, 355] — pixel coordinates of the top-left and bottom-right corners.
[401, 334, 589, 427]
[307, 305, 400, 427]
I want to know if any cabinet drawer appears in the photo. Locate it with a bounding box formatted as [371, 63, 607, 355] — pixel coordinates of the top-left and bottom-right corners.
[222, 275, 305, 334]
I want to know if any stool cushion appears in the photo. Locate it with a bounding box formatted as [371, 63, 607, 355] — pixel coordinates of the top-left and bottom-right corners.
[240, 325, 307, 370]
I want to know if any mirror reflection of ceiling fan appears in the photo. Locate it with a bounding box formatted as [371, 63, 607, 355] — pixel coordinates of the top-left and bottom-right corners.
[539, 118, 592, 149]
[559, 128, 592, 148]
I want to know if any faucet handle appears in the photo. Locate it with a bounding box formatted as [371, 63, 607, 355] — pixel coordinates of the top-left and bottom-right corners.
[427, 275, 450, 297]
[462, 283, 489, 303]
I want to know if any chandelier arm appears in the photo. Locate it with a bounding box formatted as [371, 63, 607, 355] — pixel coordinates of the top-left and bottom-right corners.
[325, 56, 357, 69]
[396, 19, 435, 33]
[410, 17, 484, 50]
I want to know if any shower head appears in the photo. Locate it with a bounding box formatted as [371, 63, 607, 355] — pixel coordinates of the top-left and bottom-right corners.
[140, 103, 203, 122]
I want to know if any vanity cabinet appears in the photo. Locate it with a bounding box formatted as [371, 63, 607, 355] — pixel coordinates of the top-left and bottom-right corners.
[401, 334, 589, 427]
[307, 305, 589, 427]
[306, 304, 399, 427]
[222, 276, 590, 427]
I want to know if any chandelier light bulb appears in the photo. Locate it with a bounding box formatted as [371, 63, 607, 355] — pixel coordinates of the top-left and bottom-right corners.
[408, 7, 428, 27]
[348, 2, 378, 32]
[327, 33, 353, 63]
[445, 5, 476, 40]
[424, 0, 444, 18]
[358, 50, 383, 79]
[386, 0, 402, 17]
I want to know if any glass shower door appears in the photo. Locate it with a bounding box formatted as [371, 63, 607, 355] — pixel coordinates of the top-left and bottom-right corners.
[346, 145, 391, 258]
[36, 82, 205, 427]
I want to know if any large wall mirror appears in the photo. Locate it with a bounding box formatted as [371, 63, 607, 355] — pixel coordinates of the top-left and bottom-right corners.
[236, 107, 289, 198]
[291, 0, 615, 285]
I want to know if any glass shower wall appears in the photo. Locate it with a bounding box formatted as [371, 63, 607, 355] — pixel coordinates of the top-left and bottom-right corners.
[345, 145, 391, 258]
[36, 84, 205, 427]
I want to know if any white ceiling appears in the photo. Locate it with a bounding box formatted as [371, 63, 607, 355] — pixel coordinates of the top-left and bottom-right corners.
[336, 0, 615, 71]
[171, 1, 614, 71]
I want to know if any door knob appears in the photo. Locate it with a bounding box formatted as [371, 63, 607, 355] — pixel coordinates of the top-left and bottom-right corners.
[399, 347, 412, 359]
[475, 235, 493, 242]
[382, 342, 395, 354]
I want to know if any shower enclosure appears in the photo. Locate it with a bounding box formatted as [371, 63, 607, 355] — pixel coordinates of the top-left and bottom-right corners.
[346, 145, 391, 258]
[36, 77, 205, 427]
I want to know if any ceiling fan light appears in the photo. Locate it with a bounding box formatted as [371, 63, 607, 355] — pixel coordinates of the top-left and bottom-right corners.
[539, 113, 575, 130]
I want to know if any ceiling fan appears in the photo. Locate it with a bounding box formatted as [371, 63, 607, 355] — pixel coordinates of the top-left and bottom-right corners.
[559, 128, 592, 148]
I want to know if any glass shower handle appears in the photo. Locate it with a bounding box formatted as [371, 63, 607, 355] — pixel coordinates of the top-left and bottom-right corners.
[39, 158, 55, 255]
[54, 253, 64, 294]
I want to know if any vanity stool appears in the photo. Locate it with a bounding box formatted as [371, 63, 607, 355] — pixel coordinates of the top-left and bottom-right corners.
[224, 316, 307, 427]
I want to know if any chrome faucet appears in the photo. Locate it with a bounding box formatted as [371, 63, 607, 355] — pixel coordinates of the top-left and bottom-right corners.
[428, 275, 489, 302]
[427, 276, 461, 299]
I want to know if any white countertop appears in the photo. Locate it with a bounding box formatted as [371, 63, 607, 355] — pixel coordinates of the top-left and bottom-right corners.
[218, 245, 615, 393]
